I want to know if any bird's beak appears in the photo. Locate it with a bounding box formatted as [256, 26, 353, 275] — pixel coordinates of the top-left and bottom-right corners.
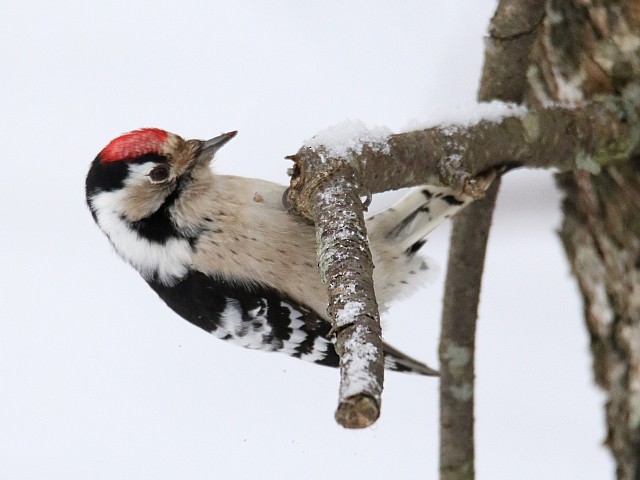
[197, 131, 238, 162]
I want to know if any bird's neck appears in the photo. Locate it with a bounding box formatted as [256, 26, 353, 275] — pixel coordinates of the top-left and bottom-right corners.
[91, 188, 193, 286]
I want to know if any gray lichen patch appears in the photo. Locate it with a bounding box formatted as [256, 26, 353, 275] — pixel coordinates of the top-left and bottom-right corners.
[442, 342, 472, 370]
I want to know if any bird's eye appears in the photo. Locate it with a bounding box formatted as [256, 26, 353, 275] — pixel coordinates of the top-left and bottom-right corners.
[149, 166, 169, 182]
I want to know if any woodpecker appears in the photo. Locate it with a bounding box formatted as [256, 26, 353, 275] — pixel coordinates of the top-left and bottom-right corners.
[85, 128, 480, 375]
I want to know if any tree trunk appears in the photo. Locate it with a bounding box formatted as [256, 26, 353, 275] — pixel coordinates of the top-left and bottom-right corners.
[529, 1, 640, 477]
[558, 163, 640, 479]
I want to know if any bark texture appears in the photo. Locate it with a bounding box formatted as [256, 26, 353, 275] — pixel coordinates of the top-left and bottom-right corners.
[528, 0, 640, 105]
[286, 96, 640, 206]
[529, 1, 640, 478]
[287, 150, 384, 428]
[558, 163, 640, 479]
[479, 0, 546, 102]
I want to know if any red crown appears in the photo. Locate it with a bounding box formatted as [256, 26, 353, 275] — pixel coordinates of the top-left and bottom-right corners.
[100, 128, 169, 163]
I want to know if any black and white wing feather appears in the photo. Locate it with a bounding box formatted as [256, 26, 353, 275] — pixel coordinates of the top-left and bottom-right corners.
[148, 271, 437, 375]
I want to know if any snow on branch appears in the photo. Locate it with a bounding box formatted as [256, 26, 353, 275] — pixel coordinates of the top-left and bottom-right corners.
[288, 93, 640, 211]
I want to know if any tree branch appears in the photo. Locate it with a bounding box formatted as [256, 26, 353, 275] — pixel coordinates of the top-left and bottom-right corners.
[438, 1, 545, 477]
[285, 87, 640, 429]
[478, 0, 545, 103]
[529, 1, 640, 477]
[287, 93, 640, 206]
[284, 1, 639, 433]
[287, 150, 384, 429]
[439, 179, 500, 480]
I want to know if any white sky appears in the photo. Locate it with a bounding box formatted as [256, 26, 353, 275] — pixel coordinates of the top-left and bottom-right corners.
[0, 1, 613, 478]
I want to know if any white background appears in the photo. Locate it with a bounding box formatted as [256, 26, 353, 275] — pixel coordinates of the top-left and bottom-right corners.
[1, 1, 613, 478]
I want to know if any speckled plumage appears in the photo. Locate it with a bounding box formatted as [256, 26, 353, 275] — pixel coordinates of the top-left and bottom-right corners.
[86, 129, 475, 375]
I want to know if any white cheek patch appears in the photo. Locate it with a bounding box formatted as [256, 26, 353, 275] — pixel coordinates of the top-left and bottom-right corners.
[90, 190, 192, 285]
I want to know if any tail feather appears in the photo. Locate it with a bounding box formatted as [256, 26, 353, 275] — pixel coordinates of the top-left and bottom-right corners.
[367, 185, 474, 375]
[383, 342, 439, 376]
[363, 183, 493, 376]
[366, 185, 472, 308]
[371, 186, 472, 254]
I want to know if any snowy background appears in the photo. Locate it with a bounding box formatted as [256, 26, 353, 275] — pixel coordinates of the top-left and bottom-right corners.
[1, 1, 613, 478]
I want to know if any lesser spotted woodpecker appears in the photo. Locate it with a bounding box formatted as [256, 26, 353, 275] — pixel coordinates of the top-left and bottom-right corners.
[85, 128, 477, 375]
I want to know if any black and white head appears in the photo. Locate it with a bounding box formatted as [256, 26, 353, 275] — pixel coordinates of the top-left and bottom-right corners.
[85, 128, 236, 284]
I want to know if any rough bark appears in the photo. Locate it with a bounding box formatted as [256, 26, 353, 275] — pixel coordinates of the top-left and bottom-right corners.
[528, 0, 640, 106]
[558, 163, 640, 479]
[528, 1, 640, 478]
[479, 0, 546, 103]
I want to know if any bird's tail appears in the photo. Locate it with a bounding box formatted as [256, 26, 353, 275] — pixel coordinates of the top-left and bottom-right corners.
[370, 188, 472, 376]
[366, 184, 482, 308]
[368, 186, 474, 256]
[365, 181, 494, 361]
[383, 342, 439, 376]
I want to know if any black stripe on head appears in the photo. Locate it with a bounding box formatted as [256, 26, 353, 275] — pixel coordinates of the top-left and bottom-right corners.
[85, 155, 128, 199]
[86, 153, 169, 198]
[128, 183, 184, 244]
[123, 153, 192, 244]
[85, 155, 129, 223]
[86, 151, 191, 244]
